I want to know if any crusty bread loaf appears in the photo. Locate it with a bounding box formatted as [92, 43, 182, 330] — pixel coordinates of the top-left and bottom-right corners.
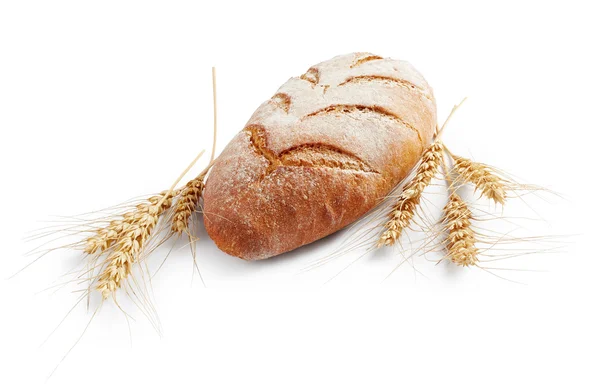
[203, 52, 437, 260]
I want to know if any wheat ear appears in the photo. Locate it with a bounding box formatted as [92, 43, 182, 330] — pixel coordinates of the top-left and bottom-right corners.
[378, 141, 444, 247]
[171, 175, 205, 234]
[84, 193, 172, 255]
[451, 155, 507, 205]
[442, 193, 478, 267]
[95, 194, 174, 299]
[92, 150, 205, 299]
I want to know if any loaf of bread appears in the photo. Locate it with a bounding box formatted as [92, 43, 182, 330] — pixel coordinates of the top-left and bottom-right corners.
[203, 53, 437, 260]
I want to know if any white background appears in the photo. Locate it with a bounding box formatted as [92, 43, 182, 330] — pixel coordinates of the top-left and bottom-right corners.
[1, 1, 598, 388]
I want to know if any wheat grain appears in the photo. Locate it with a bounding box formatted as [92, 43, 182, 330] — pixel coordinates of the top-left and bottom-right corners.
[378, 141, 444, 247]
[452, 156, 507, 205]
[83, 220, 123, 255]
[443, 193, 478, 266]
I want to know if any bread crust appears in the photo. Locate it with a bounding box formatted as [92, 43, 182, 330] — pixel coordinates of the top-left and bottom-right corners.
[203, 53, 437, 260]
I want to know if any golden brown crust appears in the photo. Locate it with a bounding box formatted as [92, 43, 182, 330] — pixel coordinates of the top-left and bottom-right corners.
[203, 52, 436, 260]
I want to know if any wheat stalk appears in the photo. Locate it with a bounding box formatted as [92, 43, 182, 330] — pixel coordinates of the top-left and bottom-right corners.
[378, 141, 444, 247]
[92, 148, 206, 299]
[451, 155, 507, 205]
[84, 193, 172, 255]
[171, 67, 217, 236]
[95, 194, 174, 299]
[171, 176, 205, 234]
[442, 193, 478, 267]
[86, 68, 219, 298]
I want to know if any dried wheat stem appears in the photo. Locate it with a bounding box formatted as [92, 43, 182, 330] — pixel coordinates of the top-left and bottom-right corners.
[171, 68, 218, 235]
[90, 150, 206, 299]
[451, 154, 507, 205]
[443, 193, 478, 267]
[434, 97, 467, 138]
[378, 141, 444, 247]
